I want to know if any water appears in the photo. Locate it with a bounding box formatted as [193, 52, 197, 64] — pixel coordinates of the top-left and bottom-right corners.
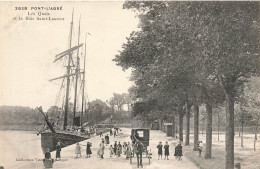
[0, 130, 43, 168]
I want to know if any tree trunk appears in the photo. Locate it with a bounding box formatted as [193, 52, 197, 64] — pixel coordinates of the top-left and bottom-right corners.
[172, 116, 176, 138]
[202, 118, 205, 135]
[185, 103, 191, 146]
[238, 124, 241, 137]
[219, 75, 235, 169]
[218, 110, 220, 141]
[193, 105, 199, 151]
[254, 116, 259, 151]
[225, 87, 235, 169]
[178, 103, 184, 142]
[205, 103, 212, 159]
[179, 114, 184, 142]
[241, 121, 244, 148]
[241, 110, 244, 148]
[162, 119, 165, 132]
[158, 119, 161, 130]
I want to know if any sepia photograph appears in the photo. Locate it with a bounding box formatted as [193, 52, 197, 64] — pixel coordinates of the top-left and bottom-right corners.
[0, 1, 259, 169]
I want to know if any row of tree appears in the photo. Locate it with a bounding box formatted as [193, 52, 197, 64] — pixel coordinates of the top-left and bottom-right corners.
[114, 2, 259, 169]
[0, 93, 132, 129]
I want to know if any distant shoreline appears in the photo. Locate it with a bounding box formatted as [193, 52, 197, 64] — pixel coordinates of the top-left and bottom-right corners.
[0, 124, 37, 131]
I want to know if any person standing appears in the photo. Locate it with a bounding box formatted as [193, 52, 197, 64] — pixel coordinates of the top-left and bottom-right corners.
[100, 140, 105, 159]
[118, 142, 122, 155]
[198, 141, 203, 157]
[174, 141, 183, 161]
[116, 146, 121, 157]
[44, 148, 51, 162]
[126, 142, 132, 159]
[43, 148, 54, 167]
[110, 128, 113, 136]
[164, 141, 169, 160]
[114, 129, 117, 138]
[123, 142, 127, 155]
[135, 140, 144, 168]
[105, 134, 110, 146]
[114, 141, 118, 155]
[75, 143, 82, 158]
[86, 142, 92, 158]
[56, 142, 61, 160]
[157, 141, 163, 160]
[109, 145, 114, 157]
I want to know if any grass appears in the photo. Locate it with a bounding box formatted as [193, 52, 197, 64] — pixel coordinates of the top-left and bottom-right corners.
[183, 133, 260, 169]
[184, 144, 225, 169]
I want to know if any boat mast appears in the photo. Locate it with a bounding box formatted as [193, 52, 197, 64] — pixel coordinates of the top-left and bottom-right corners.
[63, 9, 74, 130]
[72, 16, 81, 126]
[81, 34, 87, 126]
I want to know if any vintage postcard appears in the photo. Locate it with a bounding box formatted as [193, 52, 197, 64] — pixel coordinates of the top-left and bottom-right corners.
[0, 1, 259, 169]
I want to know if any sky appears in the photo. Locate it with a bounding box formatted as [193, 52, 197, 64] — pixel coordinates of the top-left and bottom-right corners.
[0, 1, 139, 110]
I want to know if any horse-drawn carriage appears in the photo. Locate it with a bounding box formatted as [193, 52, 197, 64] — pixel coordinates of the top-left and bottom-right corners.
[130, 128, 152, 165]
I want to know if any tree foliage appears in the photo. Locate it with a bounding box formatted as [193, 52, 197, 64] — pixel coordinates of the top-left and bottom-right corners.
[115, 1, 259, 168]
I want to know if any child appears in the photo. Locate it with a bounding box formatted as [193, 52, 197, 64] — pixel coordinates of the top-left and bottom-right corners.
[164, 141, 169, 160]
[75, 142, 82, 158]
[198, 141, 203, 157]
[43, 148, 54, 167]
[109, 145, 114, 157]
[86, 142, 92, 158]
[157, 141, 163, 160]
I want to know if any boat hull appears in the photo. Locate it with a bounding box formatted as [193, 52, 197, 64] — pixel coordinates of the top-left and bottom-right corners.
[41, 132, 89, 153]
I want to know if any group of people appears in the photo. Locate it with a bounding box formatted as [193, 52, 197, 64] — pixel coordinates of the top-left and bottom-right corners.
[108, 141, 132, 158]
[110, 127, 120, 138]
[43, 142, 62, 167]
[75, 142, 92, 158]
[156, 140, 183, 161]
[156, 141, 170, 160]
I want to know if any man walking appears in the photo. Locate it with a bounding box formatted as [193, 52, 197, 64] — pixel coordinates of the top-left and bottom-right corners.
[135, 140, 144, 168]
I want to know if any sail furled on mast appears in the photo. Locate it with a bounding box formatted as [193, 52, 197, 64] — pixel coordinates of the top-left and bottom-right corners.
[53, 43, 84, 63]
[49, 71, 85, 82]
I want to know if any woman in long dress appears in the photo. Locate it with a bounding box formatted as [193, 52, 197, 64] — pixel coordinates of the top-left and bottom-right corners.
[109, 145, 114, 157]
[100, 140, 105, 159]
[114, 141, 118, 155]
[75, 143, 82, 158]
[174, 142, 183, 161]
[56, 142, 61, 160]
[86, 142, 92, 158]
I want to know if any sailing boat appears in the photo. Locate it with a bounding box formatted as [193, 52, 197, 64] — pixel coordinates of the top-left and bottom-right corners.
[37, 11, 90, 153]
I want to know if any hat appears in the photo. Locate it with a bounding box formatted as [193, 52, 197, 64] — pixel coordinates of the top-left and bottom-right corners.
[165, 141, 168, 143]
[159, 141, 162, 143]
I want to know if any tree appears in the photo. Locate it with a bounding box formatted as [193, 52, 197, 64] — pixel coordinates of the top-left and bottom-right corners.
[87, 99, 110, 124]
[116, 2, 259, 168]
[240, 77, 260, 151]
